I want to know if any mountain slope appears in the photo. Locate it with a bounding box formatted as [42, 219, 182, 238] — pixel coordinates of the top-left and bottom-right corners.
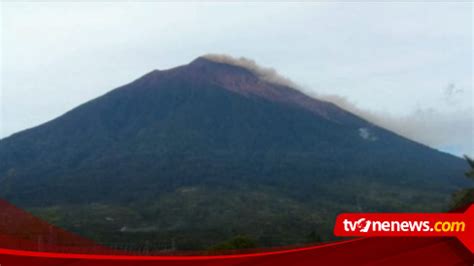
[0, 56, 468, 249]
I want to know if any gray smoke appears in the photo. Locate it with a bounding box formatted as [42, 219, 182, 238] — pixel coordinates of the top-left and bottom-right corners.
[204, 54, 473, 156]
[319, 95, 473, 156]
[203, 54, 300, 89]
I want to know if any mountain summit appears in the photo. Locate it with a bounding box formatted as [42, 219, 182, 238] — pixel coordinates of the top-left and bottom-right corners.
[0, 55, 468, 249]
[134, 55, 368, 126]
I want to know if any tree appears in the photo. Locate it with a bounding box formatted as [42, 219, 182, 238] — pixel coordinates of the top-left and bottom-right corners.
[464, 155, 474, 179]
[306, 230, 322, 243]
[451, 155, 474, 209]
[210, 235, 257, 251]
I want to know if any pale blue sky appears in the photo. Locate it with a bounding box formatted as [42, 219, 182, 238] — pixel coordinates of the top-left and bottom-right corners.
[1, 2, 472, 156]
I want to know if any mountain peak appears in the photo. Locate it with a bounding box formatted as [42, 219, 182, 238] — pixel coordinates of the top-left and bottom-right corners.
[189, 54, 298, 89]
[188, 56, 222, 67]
[134, 55, 363, 125]
[190, 54, 254, 68]
[183, 55, 301, 103]
[186, 55, 258, 79]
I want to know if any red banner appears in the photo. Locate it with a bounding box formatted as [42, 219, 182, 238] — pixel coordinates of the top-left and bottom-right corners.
[0, 200, 472, 265]
[334, 204, 474, 253]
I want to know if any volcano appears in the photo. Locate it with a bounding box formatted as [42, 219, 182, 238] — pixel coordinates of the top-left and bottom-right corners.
[0, 55, 468, 250]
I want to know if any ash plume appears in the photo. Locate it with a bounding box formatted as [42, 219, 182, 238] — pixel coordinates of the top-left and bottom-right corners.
[204, 54, 473, 156]
[203, 54, 300, 89]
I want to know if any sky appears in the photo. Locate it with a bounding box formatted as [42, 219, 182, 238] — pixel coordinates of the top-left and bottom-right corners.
[1, 2, 473, 156]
